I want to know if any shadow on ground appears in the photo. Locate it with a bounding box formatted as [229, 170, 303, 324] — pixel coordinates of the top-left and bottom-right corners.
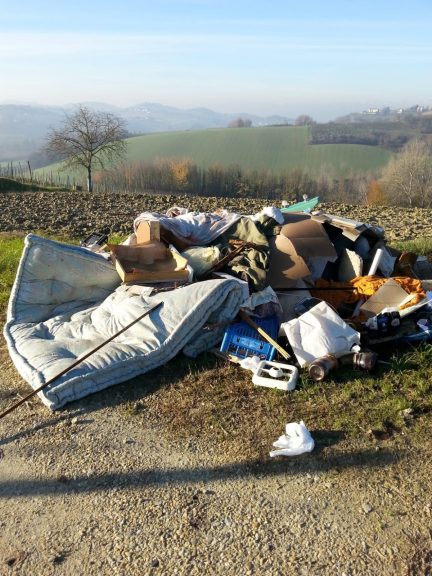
[0, 444, 401, 498]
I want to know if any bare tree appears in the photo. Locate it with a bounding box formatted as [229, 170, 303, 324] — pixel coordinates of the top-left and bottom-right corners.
[45, 106, 127, 192]
[379, 138, 432, 207]
[294, 114, 316, 126]
[228, 117, 252, 128]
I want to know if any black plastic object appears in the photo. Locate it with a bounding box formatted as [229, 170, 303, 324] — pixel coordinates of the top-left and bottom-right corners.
[294, 297, 323, 317]
[80, 232, 109, 248]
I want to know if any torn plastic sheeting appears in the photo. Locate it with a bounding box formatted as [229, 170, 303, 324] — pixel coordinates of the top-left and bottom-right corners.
[269, 421, 315, 457]
[181, 245, 221, 277]
[281, 301, 361, 367]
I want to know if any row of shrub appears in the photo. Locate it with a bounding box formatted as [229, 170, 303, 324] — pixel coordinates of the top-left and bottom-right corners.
[86, 159, 372, 204]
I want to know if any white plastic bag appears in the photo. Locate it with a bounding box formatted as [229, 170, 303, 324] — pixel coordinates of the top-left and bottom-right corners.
[281, 301, 360, 367]
[269, 420, 315, 457]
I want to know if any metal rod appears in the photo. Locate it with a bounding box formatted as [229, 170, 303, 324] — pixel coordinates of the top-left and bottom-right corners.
[276, 286, 358, 292]
[0, 301, 163, 421]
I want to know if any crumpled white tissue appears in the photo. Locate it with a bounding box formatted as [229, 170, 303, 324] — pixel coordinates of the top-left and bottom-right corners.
[269, 420, 315, 457]
[238, 355, 261, 372]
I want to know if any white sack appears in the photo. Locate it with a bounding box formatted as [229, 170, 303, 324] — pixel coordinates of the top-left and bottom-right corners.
[281, 301, 360, 367]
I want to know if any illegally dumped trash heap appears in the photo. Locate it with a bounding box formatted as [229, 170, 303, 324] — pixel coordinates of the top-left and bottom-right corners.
[4, 201, 432, 410]
[107, 203, 432, 387]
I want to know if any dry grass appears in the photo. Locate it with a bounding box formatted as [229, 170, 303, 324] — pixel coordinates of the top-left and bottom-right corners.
[117, 344, 432, 459]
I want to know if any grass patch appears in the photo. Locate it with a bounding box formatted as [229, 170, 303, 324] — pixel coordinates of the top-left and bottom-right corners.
[120, 343, 432, 459]
[0, 234, 25, 313]
[392, 237, 432, 256]
[36, 125, 392, 182]
[0, 177, 69, 193]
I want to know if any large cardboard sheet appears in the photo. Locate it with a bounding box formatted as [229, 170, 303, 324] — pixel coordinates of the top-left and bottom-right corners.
[267, 218, 337, 289]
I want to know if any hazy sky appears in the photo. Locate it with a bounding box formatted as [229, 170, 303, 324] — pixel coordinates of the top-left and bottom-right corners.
[1, 0, 431, 120]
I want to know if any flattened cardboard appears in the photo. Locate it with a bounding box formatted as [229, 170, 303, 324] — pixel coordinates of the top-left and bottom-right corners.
[280, 218, 337, 258]
[268, 218, 337, 288]
[267, 235, 312, 289]
[359, 278, 416, 318]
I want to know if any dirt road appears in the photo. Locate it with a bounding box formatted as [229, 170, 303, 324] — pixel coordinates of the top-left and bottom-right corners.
[0, 341, 431, 576]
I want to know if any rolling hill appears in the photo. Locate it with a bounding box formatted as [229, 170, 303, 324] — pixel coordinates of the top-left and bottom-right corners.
[126, 126, 391, 177]
[36, 125, 392, 184]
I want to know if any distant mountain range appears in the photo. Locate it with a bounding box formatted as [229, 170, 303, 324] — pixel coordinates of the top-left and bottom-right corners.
[0, 102, 291, 162]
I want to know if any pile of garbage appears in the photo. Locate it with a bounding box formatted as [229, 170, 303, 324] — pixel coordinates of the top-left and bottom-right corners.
[4, 200, 432, 417]
[85, 202, 432, 391]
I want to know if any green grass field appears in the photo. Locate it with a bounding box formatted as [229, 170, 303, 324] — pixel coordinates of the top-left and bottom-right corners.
[35, 126, 392, 183]
[126, 126, 392, 177]
[0, 177, 68, 193]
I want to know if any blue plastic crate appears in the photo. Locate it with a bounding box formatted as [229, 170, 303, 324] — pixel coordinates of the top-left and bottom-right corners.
[220, 315, 279, 361]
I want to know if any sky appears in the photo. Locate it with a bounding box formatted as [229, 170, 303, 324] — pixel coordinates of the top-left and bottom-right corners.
[1, 0, 432, 121]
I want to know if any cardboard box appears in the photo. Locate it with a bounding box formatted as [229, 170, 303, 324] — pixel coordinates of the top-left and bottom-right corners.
[267, 217, 337, 289]
[109, 241, 168, 265]
[110, 243, 189, 283]
[136, 220, 161, 244]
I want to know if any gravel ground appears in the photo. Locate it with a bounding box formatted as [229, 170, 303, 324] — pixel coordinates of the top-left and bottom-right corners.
[0, 356, 431, 576]
[0, 191, 432, 575]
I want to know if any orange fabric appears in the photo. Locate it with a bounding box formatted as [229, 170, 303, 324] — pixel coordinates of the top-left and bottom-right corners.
[311, 276, 426, 312]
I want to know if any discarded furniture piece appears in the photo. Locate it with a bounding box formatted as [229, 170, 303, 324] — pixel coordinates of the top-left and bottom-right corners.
[4, 235, 245, 410]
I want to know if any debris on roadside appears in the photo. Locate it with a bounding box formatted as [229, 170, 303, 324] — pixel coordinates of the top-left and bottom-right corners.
[3, 198, 432, 414]
[269, 420, 315, 457]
